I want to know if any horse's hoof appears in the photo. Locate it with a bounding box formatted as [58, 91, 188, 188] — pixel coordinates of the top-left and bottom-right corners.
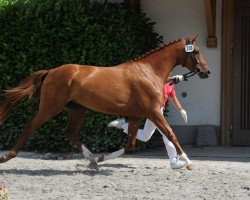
[186, 163, 195, 170]
[88, 157, 97, 165]
[88, 161, 98, 170]
[88, 158, 98, 169]
[96, 154, 104, 163]
[0, 155, 7, 163]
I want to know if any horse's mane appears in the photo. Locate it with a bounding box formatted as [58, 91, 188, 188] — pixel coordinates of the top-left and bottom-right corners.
[130, 38, 182, 61]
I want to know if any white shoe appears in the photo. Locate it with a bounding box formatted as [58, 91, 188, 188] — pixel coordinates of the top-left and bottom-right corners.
[170, 158, 186, 169]
[108, 118, 126, 129]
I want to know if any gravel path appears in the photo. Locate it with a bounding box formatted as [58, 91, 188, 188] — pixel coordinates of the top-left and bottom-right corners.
[0, 147, 250, 200]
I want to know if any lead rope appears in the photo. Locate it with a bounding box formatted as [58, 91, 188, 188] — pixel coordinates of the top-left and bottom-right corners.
[170, 71, 195, 85]
[182, 71, 196, 81]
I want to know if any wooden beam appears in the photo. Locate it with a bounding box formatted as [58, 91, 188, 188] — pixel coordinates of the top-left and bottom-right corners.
[221, 0, 234, 145]
[204, 0, 217, 47]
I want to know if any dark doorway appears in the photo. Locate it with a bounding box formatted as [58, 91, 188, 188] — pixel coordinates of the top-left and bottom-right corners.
[232, 0, 250, 145]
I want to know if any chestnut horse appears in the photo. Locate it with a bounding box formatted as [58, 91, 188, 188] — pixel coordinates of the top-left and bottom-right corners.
[0, 35, 210, 169]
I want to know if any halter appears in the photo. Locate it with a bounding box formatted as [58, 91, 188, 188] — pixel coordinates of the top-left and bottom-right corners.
[181, 39, 203, 81]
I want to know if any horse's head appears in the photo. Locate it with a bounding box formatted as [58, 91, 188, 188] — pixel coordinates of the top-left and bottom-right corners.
[181, 34, 210, 79]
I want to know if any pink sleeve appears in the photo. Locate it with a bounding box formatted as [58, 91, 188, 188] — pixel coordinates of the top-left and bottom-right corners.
[168, 84, 176, 98]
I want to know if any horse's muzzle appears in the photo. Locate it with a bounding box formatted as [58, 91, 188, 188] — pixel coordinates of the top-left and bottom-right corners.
[199, 69, 210, 79]
[195, 67, 210, 79]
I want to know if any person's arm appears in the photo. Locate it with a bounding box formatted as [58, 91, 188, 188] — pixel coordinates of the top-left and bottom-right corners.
[170, 96, 188, 124]
[170, 96, 183, 111]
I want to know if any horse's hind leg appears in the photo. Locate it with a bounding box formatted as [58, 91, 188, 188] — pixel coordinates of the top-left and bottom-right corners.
[0, 85, 69, 163]
[0, 106, 63, 163]
[64, 102, 96, 165]
[97, 117, 141, 163]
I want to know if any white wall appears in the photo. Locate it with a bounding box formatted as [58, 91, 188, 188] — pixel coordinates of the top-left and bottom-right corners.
[141, 0, 222, 126]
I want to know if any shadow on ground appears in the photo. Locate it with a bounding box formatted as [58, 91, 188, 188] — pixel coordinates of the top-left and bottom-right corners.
[0, 162, 137, 177]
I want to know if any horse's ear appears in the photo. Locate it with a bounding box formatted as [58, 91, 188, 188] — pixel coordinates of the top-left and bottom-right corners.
[191, 34, 199, 42]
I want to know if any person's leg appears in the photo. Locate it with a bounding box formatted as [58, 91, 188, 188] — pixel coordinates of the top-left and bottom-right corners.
[161, 133, 177, 163]
[158, 107, 186, 169]
[109, 117, 179, 161]
[159, 107, 176, 162]
[156, 126, 186, 169]
[121, 119, 156, 142]
[108, 117, 186, 169]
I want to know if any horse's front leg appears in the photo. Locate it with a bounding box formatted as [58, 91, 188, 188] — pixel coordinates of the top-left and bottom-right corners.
[150, 111, 194, 170]
[97, 117, 141, 163]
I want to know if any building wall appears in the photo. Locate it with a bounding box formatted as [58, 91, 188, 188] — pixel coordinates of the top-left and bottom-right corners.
[141, 0, 222, 127]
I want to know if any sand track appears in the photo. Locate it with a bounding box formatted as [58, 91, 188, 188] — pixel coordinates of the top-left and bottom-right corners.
[1, 147, 250, 200]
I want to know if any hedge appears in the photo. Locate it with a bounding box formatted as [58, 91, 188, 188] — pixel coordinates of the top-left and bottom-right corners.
[0, 0, 163, 152]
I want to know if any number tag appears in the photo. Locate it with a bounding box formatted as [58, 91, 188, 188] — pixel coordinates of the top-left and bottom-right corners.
[185, 44, 194, 52]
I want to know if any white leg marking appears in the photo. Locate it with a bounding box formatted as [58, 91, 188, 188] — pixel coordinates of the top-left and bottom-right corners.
[103, 148, 125, 161]
[180, 153, 192, 164]
[82, 145, 93, 159]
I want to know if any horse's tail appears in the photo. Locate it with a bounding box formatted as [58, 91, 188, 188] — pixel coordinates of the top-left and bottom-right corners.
[0, 70, 49, 125]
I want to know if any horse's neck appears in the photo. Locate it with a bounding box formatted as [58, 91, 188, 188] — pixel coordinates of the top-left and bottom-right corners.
[142, 44, 183, 83]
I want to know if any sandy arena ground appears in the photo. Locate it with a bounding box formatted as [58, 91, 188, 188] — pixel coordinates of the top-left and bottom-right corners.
[0, 146, 250, 200]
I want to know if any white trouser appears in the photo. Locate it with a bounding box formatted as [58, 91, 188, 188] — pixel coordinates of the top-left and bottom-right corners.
[121, 108, 177, 163]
